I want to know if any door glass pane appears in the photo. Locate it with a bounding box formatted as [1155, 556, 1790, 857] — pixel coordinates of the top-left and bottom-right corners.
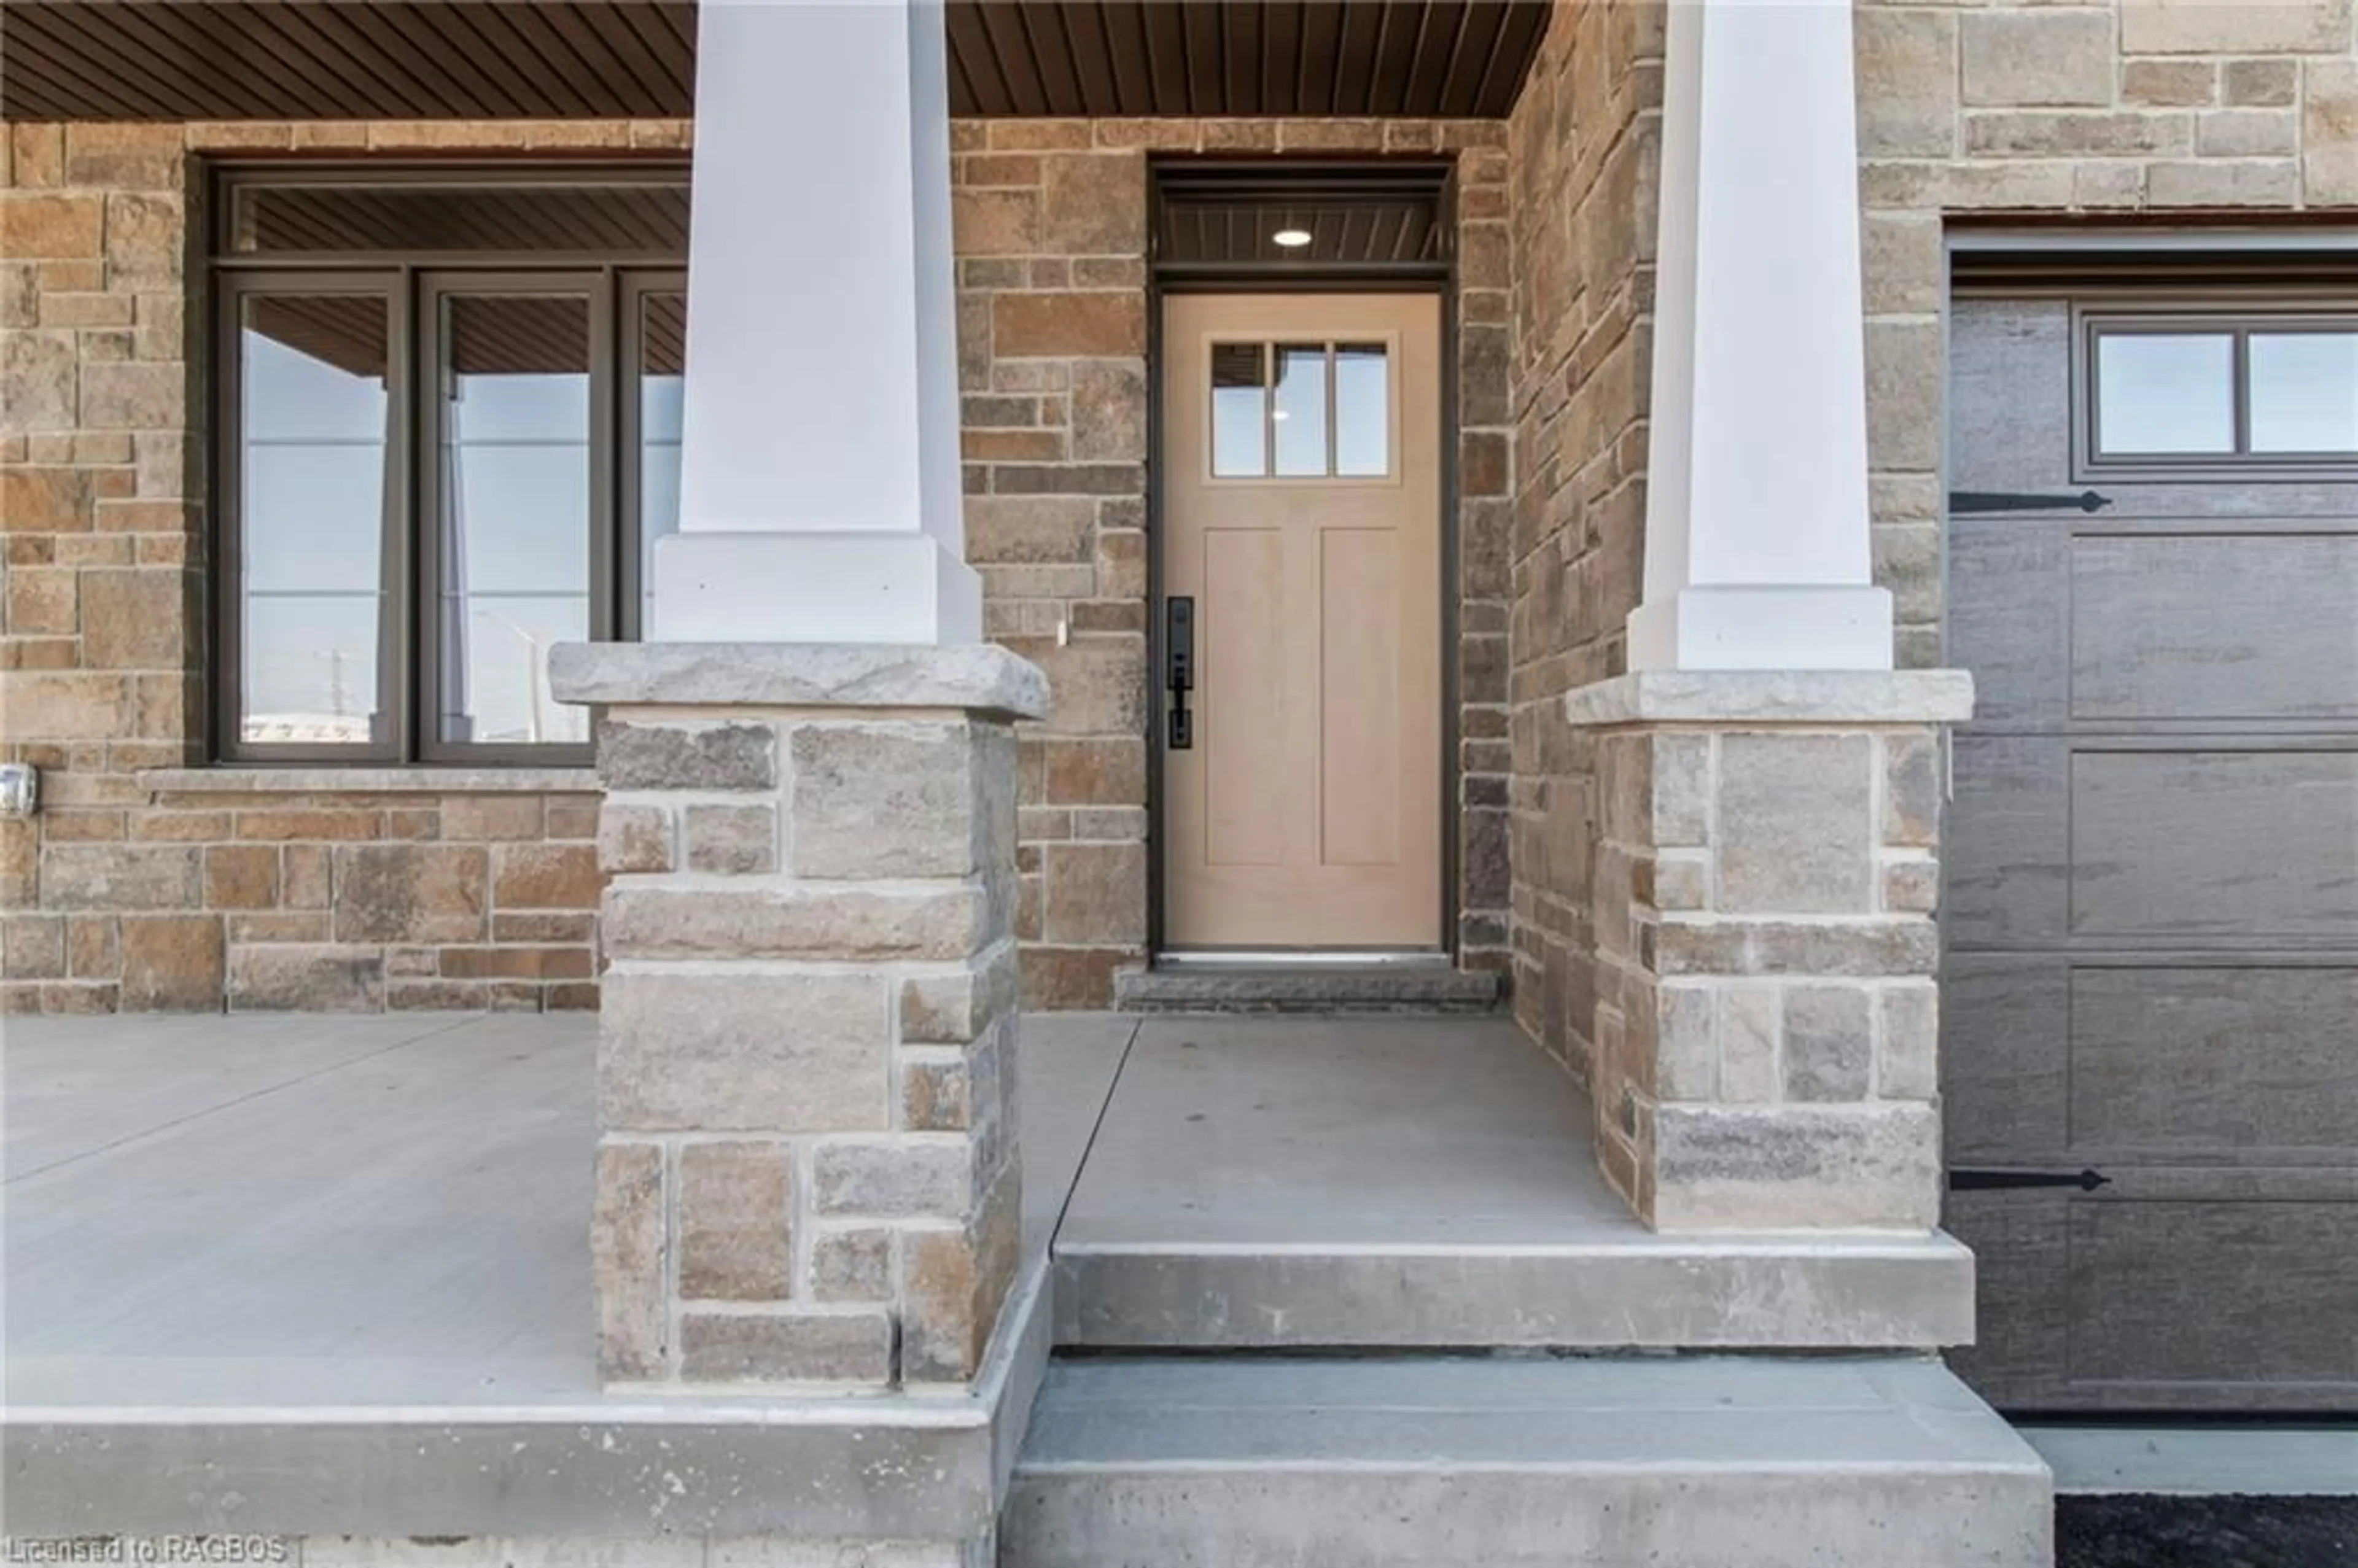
[2095, 332, 2235, 456]
[436, 293, 592, 747]
[1273, 344, 1329, 476]
[638, 291, 686, 632]
[1210, 342, 1267, 478]
[1334, 342, 1390, 477]
[236, 293, 389, 747]
[2249, 332, 2358, 454]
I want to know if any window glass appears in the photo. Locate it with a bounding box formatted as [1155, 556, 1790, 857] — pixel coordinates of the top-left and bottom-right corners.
[1334, 343, 1390, 477]
[2249, 332, 2358, 454]
[638, 292, 686, 632]
[1272, 344, 1329, 476]
[435, 293, 592, 747]
[237, 294, 389, 747]
[1210, 342, 1267, 478]
[2095, 332, 2235, 456]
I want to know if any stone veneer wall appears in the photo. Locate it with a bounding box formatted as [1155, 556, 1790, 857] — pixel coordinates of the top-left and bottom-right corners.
[1502, 2, 1664, 1081]
[1855, 0, 2358, 667]
[0, 121, 680, 1014]
[1, 114, 1516, 1013]
[949, 114, 1516, 1006]
[1499, 0, 2358, 1081]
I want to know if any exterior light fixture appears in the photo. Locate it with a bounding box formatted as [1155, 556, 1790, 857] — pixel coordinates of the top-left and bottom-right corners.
[1272, 228, 1312, 249]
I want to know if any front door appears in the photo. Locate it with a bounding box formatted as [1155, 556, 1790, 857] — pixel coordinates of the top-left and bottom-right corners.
[1159, 293, 1443, 950]
[1944, 290, 2358, 1413]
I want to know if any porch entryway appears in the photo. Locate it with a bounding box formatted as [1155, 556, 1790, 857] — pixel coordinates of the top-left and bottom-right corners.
[5, 1009, 2039, 1561]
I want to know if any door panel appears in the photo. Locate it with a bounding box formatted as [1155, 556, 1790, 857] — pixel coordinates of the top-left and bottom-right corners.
[1943, 294, 2358, 1413]
[1161, 294, 1442, 950]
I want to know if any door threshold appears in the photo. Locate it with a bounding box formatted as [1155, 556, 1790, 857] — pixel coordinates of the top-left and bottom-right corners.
[1116, 958, 1499, 1015]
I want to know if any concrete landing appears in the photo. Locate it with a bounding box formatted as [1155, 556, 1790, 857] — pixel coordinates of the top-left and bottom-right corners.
[1052, 1015, 1972, 1350]
[1003, 1354, 2052, 1568]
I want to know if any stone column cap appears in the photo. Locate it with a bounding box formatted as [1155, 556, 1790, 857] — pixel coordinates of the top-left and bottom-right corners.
[1563, 670, 1974, 728]
[550, 642, 1049, 721]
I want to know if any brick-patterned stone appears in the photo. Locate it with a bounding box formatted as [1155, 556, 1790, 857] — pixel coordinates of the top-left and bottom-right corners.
[492, 841, 602, 909]
[812, 1138, 972, 1218]
[1038, 152, 1144, 252]
[1856, 10, 1959, 157]
[2120, 0, 2352, 56]
[810, 1227, 895, 1303]
[1040, 840, 1145, 945]
[2, 915, 68, 980]
[604, 884, 984, 963]
[78, 568, 184, 667]
[1962, 11, 2117, 106]
[117, 913, 222, 1011]
[333, 844, 488, 944]
[227, 943, 384, 1011]
[596, 803, 674, 874]
[683, 802, 777, 875]
[901, 1172, 1018, 1382]
[677, 1310, 893, 1384]
[790, 721, 1003, 880]
[677, 1141, 795, 1302]
[990, 292, 1144, 357]
[599, 719, 776, 790]
[0, 194, 103, 258]
[1782, 985, 1874, 1103]
[2306, 59, 2358, 203]
[1714, 735, 1873, 915]
[202, 844, 277, 909]
[601, 969, 891, 1133]
[40, 842, 199, 909]
[592, 1140, 667, 1380]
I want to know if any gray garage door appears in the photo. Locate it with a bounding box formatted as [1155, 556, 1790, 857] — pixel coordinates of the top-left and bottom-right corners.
[1944, 290, 2358, 1413]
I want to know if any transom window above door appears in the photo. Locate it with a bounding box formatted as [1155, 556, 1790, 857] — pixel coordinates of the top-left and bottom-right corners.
[1209, 340, 1394, 481]
[211, 166, 688, 764]
[2082, 309, 2358, 474]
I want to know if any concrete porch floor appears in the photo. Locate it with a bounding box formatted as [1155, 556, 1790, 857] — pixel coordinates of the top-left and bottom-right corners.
[1, 1009, 1972, 1405]
[5, 1009, 1971, 1411]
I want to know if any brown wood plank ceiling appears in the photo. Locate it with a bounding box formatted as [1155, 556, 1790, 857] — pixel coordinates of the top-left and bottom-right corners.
[3, 1, 1548, 122]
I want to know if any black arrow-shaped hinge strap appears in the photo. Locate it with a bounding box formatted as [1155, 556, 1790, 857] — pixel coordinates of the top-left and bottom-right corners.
[1948, 1166, 2112, 1192]
[1948, 489, 2114, 516]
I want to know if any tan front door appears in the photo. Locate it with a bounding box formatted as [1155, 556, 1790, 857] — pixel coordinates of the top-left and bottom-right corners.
[1161, 292, 1443, 950]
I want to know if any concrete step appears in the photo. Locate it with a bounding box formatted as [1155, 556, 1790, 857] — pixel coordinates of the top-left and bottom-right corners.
[1051, 1228, 1974, 1350]
[1049, 1015, 1972, 1351]
[1002, 1354, 2053, 1568]
[1114, 963, 1500, 1014]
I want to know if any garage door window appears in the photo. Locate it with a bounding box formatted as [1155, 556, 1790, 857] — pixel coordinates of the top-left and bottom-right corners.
[2084, 312, 2358, 473]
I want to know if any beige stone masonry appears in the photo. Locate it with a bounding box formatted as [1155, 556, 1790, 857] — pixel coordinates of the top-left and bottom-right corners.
[550, 642, 1045, 1392]
[1567, 672, 1974, 1233]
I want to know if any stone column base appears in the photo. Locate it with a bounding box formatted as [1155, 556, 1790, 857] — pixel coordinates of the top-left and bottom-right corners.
[551, 643, 1046, 1391]
[1563, 671, 1975, 1232]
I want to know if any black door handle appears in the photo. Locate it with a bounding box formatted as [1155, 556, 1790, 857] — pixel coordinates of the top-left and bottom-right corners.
[1165, 597, 1194, 750]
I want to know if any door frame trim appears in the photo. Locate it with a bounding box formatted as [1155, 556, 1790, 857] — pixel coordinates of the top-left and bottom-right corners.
[1142, 158, 1461, 961]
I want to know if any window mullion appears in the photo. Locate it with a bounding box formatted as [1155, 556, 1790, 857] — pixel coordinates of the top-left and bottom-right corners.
[391, 263, 421, 764]
[591, 266, 619, 646]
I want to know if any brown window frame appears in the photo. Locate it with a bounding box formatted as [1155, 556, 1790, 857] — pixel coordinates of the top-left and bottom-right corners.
[209, 163, 687, 766]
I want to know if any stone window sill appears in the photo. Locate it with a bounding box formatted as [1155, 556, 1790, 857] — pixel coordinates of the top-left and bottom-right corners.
[140, 766, 601, 796]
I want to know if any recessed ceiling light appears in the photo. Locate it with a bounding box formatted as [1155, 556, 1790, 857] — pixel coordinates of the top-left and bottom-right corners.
[1272, 228, 1313, 249]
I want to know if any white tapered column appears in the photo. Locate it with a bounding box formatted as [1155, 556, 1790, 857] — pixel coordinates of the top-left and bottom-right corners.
[1630, 0, 1893, 671]
[653, 0, 979, 644]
